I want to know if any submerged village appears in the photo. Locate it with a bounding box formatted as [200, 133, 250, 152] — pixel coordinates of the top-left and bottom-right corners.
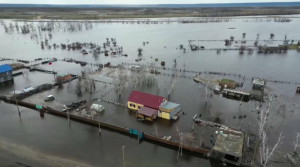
[0, 18, 300, 167]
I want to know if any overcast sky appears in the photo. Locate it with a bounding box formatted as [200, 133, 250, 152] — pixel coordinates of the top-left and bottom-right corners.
[0, 0, 296, 4]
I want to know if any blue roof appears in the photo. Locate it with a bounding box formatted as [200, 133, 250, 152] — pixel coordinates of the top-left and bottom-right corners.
[0, 64, 12, 73]
[159, 102, 180, 110]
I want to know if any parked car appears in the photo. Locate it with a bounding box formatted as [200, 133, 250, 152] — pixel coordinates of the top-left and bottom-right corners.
[44, 95, 55, 102]
[130, 65, 140, 71]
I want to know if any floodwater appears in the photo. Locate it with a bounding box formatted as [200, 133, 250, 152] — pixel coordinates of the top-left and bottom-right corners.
[0, 17, 300, 166]
[0, 102, 210, 167]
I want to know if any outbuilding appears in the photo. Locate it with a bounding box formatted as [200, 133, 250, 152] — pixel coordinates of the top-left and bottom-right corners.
[158, 101, 181, 120]
[0, 64, 13, 83]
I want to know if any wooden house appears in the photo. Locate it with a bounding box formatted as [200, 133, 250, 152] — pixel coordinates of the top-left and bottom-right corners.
[56, 74, 71, 82]
[158, 101, 181, 120]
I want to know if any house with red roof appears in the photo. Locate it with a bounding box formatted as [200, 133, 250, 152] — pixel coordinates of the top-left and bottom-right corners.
[127, 90, 166, 111]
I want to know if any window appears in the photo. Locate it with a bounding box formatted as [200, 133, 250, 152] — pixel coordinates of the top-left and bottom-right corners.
[129, 103, 136, 108]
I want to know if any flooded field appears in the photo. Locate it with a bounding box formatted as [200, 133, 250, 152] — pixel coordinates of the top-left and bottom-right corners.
[0, 17, 300, 167]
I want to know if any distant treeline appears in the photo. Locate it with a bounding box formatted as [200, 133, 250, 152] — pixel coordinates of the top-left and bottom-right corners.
[1, 2, 300, 8]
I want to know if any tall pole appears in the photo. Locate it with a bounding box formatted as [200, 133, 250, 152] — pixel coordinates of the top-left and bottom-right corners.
[99, 121, 101, 134]
[122, 145, 125, 167]
[67, 111, 70, 124]
[14, 90, 21, 117]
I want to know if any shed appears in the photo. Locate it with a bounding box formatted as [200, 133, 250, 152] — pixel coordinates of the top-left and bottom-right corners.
[56, 74, 71, 82]
[137, 107, 157, 121]
[127, 91, 165, 110]
[159, 102, 181, 120]
[253, 79, 265, 90]
[211, 133, 244, 166]
[0, 64, 13, 83]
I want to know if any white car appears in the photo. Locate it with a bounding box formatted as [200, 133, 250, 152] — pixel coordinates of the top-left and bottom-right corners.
[44, 95, 55, 102]
[130, 65, 140, 71]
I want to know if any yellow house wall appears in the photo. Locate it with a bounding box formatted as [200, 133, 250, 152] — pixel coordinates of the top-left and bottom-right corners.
[127, 101, 144, 110]
[161, 112, 170, 120]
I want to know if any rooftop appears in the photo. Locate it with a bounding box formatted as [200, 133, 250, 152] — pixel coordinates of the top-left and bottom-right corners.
[138, 107, 157, 117]
[57, 74, 69, 77]
[0, 64, 12, 73]
[253, 79, 265, 86]
[159, 101, 180, 110]
[213, 133, 244, 158]
[127, 91, 164, 110]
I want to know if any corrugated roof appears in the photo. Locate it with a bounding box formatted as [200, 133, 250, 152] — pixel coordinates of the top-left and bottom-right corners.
[213, 133, 244, 157]
[159, 102, 180, 110]
[138, 107, 157, 117]
[127, 91, 164, 110]
[0, 64, 12, 73]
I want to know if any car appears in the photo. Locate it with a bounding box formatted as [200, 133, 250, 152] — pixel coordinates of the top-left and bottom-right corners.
[130, 65, 140, 71]
[44, 95, 55, 102]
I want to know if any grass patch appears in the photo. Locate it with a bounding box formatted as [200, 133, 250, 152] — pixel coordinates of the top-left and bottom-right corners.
[220, 79, 235, 84]
[288, 44, 299, 50]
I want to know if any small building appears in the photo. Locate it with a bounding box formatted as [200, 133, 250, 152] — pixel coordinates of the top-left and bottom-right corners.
[56, 74, 71, 82]
[296, 87, 300, 93]
[127, 91, 165, 110]
[0, 64, 13, 83]
[265, 43, 279, 50]
[219, 79, 236, 89]
[253, 78, 265, 90]
[158, 101, 181, 120]
[222, 89, 250, 102]
[137, 106, 158, 121]
[210, 132, 244, 166]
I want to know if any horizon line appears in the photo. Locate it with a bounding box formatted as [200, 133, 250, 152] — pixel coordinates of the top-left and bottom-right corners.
[0, 1, 300, 5]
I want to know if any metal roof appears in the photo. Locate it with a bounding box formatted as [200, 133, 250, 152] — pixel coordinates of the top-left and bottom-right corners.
[213, 133, 244, 158]
[253, 79, 265, 86]
[57, 74, 69, 77]
[138, 107, 157, 117]
[127, 91, 164, 110]
[159, 102, 180, 110]
[0, 64, 12, 73]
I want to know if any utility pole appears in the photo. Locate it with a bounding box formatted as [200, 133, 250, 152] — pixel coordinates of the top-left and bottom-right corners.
[99, 121, 101, 134]
[122, 145, 125, 167]
[67, 111, 70, 124]
[14, 90, 21, 117]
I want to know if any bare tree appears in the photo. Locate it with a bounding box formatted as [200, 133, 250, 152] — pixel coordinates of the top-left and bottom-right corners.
[270, 33, 275, 39]
[138, 48, 143, 55]
[76, 72, 96, 95]
[239, 45, 246, 53]
[259, 132, 284, 167]
[257, 93, 285, 167]
[293, 133, 300, 152]
[230, 36, 235, 41]
[243, 33, 246, 38]
[113, 68, 128, 97]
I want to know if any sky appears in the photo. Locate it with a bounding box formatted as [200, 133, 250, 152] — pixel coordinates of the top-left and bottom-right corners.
[0, 0, 297, 5]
